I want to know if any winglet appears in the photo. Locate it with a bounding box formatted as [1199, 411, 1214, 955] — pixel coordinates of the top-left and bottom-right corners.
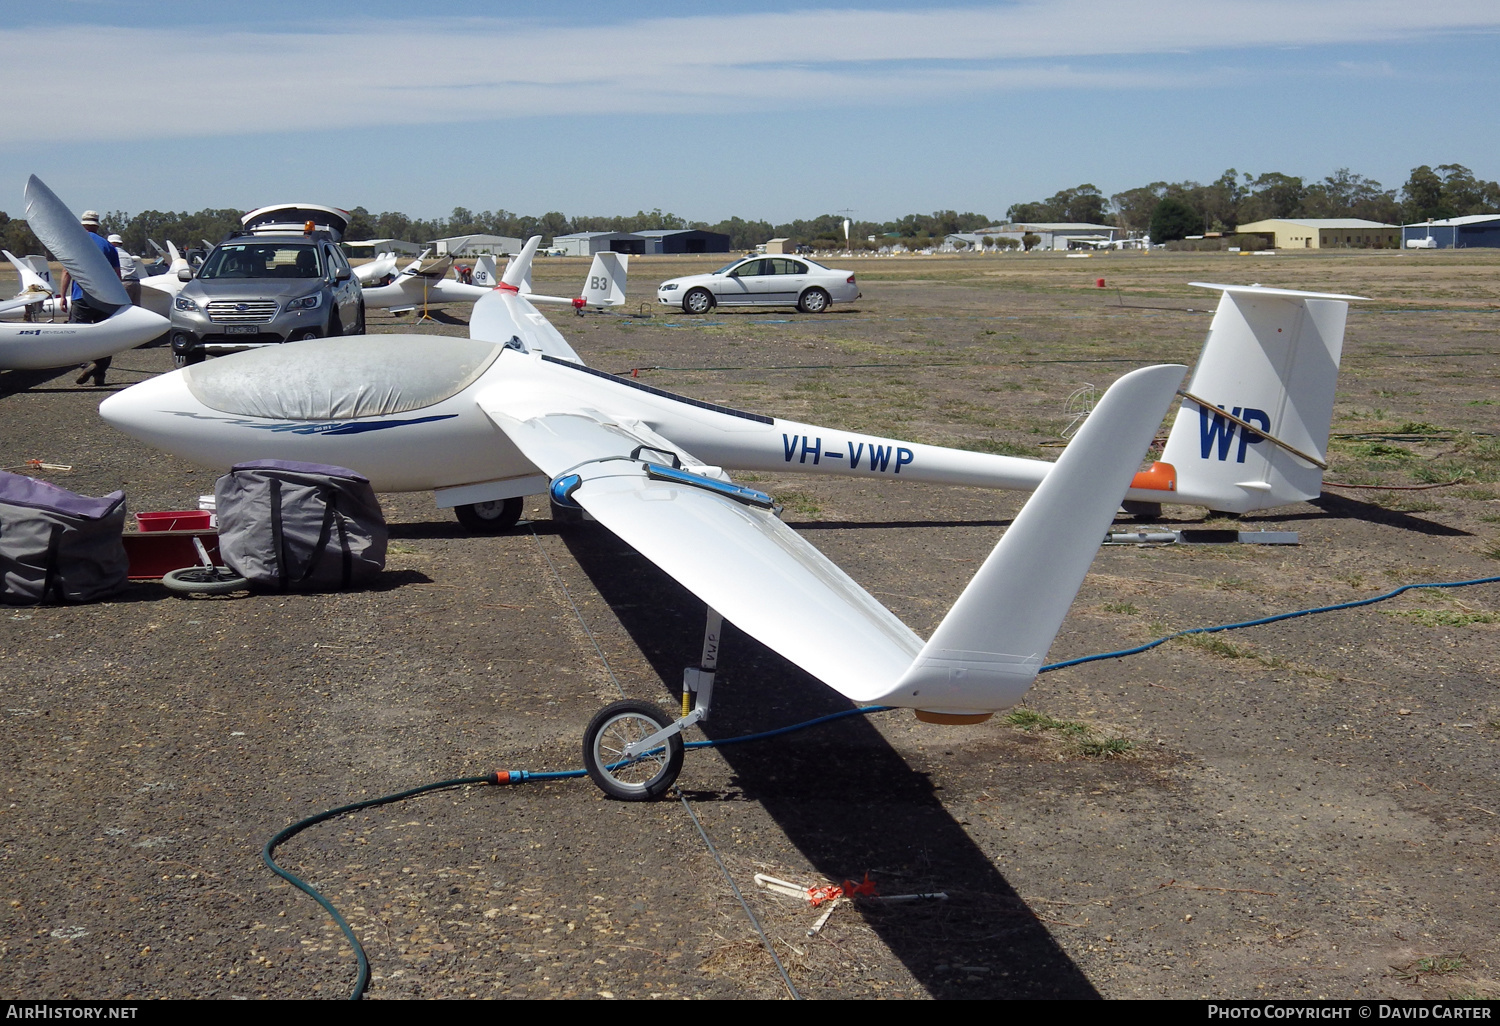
[882, 363, 1186, 714]
[501, 235, 542, 294]
[24, 175, 130, 311]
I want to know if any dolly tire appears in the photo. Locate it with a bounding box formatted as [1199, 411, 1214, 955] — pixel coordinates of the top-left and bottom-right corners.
[162, 566, 249, 595]
[583, 700, 684, 801]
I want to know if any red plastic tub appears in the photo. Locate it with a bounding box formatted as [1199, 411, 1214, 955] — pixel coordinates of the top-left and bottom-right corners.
[135, 510, 213, 532]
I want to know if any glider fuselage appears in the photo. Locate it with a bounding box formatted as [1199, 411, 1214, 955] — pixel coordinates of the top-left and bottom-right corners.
[99, 338, 1056, 505]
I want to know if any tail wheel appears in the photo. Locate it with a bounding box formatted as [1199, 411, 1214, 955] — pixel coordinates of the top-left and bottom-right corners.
[454, 497, 523, 533]
[583, 700, 684, 801]
[797, 287, 830, 313]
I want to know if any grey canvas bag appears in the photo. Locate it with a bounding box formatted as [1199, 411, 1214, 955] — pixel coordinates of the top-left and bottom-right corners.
[215, 460, 387, 591]
[0, 471, 128, 604]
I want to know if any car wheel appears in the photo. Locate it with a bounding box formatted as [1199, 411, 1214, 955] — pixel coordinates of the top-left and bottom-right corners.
[797, 287, 831, 314]
[682, 288, 714, 315]
[172, 350, 204, 368]
[353, 301, 366, 335]
[327, 312, 342, 338]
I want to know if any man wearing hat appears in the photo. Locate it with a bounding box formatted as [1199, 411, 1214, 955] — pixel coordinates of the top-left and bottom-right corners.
[58, 210, 121, 386]
[107, 233, 142, 307]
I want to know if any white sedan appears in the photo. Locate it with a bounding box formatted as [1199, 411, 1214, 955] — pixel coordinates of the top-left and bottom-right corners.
[657, 256, 860, 314]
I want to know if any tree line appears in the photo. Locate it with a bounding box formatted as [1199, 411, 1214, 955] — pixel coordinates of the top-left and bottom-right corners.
[1007, 164, 1500, 243]
[1, 163, 1493, 260]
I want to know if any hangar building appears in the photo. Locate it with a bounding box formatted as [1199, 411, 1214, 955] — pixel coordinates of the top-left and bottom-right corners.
[1401, 214, 1500, 249]
[433, 234, 522, 256]
[1234, 219, 1399, 249]
[344, 238, 423, 257]
[552, 231, 647, 256]
[635, 229, 731, 254]
[979, 223, 1122, 251]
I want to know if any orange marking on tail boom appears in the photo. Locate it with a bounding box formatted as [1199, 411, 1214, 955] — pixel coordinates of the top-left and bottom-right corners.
[1130, 461, 1176, 492]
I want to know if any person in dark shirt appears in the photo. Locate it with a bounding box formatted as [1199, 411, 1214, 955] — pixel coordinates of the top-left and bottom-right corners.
[57, 210, 122, 386]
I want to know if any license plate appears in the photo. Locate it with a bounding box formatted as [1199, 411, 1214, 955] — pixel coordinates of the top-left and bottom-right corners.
[224, 325, 259, 335]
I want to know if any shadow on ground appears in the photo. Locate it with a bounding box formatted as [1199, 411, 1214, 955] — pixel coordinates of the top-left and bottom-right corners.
[560, 523, 1100, 999]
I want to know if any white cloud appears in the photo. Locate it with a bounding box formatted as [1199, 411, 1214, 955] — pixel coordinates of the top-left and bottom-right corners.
[2, 2, 1495, 143]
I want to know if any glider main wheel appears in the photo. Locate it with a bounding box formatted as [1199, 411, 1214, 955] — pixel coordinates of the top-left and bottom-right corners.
[682, 288, 714, 315]
[454, 497, 523, 533]
[797, 287, 831, 313]
[583, 700, 684, 801]
[162, 566, 249, 596]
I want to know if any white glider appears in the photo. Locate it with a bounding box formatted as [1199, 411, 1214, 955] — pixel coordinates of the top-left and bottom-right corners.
[101, 292, 1181, 784]
[101, 246, 1368, 795]
[361, 236, 628, 314]
[0, 177, 168, 371]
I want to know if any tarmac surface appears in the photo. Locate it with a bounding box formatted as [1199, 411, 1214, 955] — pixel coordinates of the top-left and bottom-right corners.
[1, 251, 1497, 999]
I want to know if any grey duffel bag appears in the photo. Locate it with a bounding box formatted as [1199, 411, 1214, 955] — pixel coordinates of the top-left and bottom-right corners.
[0, 471, 128, 604]
[215, 460, 387, 591]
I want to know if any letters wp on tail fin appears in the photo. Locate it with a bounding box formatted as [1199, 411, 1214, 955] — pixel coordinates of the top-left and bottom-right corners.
[1142, 283, 1366, 514]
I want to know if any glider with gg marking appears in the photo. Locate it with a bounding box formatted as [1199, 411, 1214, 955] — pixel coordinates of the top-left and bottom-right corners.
[360, 235, 628, 315]
[0, 176, 168, 371]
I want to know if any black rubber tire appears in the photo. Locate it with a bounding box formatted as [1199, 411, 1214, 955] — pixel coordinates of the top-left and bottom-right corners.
[327, 312, 342, 338]
[352, 301, 366, 335]
[583, 699, 684, 801]
[162, 566, 249, 596]
[682, 288, 714, 315]
[172, 350, 204, 368]
[453, 497, 523, 533]
[797, 287, 831, 314]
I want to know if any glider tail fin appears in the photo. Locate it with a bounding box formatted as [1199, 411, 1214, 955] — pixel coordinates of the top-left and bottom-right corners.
[884, 363, 1186, 717]
[4, 249, 51, 293]
[472, 254, 498, 287]
[581, 251, 627, 306]
[1154, 284, 1361, 513]
[502, 235, 542, 294]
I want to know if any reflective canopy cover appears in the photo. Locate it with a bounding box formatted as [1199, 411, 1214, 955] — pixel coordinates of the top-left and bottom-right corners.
[183, 335, 501, 420]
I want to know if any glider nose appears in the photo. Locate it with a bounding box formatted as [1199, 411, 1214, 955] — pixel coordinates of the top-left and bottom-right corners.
[98, 365, 194, 441]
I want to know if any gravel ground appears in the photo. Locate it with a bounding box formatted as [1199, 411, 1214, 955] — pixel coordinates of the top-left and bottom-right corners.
[1, 251, 1496, 1000]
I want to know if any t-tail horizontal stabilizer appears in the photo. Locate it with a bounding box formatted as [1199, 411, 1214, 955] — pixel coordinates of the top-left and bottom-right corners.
[1155, 283, 1366, 514]
[881, 363, 1186, 718]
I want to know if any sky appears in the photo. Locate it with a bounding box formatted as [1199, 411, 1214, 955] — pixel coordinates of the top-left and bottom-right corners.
[3, 1, 1498, 225]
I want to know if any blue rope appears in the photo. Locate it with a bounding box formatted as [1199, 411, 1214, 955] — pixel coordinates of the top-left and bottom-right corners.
[267, 570, 1500, 998]
[1039, 572, 1500, 672]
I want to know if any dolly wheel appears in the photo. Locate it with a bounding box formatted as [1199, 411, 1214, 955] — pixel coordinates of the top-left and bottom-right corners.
[582, 700, 684, 801]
